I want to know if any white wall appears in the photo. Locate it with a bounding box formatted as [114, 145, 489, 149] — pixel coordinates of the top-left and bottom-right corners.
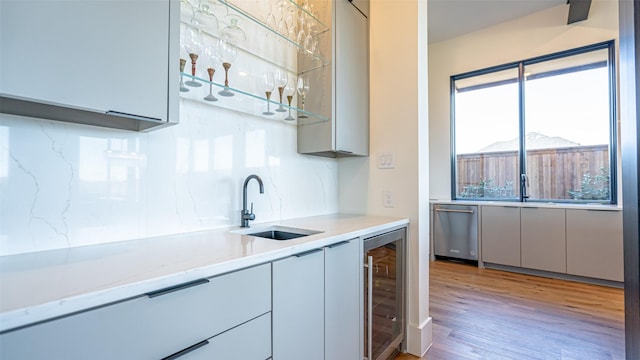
[428, 0, 619, 200]
[338, 0, 432, 356]
[0, 101, 338, 256]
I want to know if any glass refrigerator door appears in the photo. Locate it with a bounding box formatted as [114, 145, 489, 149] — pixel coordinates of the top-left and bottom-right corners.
[364, 239, 404, 360]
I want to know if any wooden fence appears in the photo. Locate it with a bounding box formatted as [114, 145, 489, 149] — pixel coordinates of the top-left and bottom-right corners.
[456, 144, 609, 200]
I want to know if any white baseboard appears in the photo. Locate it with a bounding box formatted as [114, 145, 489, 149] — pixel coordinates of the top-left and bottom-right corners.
[406, 316, 433, 357]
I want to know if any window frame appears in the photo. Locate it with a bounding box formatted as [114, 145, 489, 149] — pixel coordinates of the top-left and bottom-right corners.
[450, 40, 617, 204]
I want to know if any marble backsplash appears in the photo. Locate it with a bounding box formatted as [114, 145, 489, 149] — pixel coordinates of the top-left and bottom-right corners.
[0, 99, 338, 256]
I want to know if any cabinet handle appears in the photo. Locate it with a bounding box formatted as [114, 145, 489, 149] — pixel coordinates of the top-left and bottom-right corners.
[366, 255, 373, 360]
[294, 248, 323, 257]
[435, 208, 474, 214]
[337, 150, 353, 154]
[162, 340, 209, 360]
[328, 240, 350, 248]
[106, 110, 162, 123]
[146, 278, 209, 298]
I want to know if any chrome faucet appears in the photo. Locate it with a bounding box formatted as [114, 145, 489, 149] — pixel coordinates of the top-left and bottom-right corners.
[241, 174, 264, 227]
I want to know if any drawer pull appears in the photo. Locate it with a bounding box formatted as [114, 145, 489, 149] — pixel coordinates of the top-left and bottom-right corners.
[435, 208, 474, 214]
[146, 278, 209, 298]
[106, 110, 162, 123]
[162, 339, 209, 360]
[294, 248, 323, 257]
[328, 240, 350, 248]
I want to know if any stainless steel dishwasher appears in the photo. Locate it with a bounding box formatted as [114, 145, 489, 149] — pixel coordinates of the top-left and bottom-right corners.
[433, 204, 478, 261]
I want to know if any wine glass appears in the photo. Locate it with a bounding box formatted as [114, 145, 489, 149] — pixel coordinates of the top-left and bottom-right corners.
[179, 58, 189, 92]
[274, 67, 288, 112]
[221, 16, 246, 46]
[296, 17, 307, 55]
[262, 72, 275, 116]
[303, 23, 318, 58]
[193, 0, 221, 35]
[203, 44, 217, 101]
[284, 75, 296, 121]
[183, 22, 203, 87]
[216, 35, 237, 97]
[297, 75, 310, 118]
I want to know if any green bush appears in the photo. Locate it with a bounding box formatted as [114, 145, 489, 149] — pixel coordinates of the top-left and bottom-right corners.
[568, 167, 610, 200]
[459, 178, 514, 198]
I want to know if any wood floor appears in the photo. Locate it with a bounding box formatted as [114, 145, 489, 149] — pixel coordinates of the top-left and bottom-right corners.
[395, 260, 625, 360]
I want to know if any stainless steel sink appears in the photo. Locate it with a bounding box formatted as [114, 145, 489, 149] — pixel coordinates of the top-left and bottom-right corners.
[231, 226, 322, 240]
[247, 230, 308, 240]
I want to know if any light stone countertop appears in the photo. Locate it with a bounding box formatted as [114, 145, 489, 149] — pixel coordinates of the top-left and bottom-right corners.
[429, 199, 622, 211]
[0, 214, 408, 333]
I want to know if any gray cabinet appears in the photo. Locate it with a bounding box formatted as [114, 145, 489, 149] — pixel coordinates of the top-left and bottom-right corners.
[325, 239, 361, 360]
[179, 313, 272, 360]
[0, 264, 271, 359]
[273, 249, 325, 360]
[520, 208, 566, 273]
[481, 206, 521, 267]
[298, 0, 369, 157]
[0, 0, 179, 131]
[273, 239, 362, 360]
[566, 209, 623, 282]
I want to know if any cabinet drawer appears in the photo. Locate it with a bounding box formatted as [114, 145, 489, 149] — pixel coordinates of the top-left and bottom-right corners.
[0, 263, 271, 359]
[174, 313, 272, 360]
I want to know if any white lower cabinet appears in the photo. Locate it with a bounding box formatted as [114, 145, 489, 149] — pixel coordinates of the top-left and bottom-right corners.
[325, 240, 361, 360]
[177, 313, 272, 360]
[521, 207, 566, 273]
[481, 206, 521, 267]
[0, 263, 271, 359]
[273, 248, 325, 360]
[273, 238, 361, 360]
[566, 209, 624, 282]
[479, 204, 622, 283]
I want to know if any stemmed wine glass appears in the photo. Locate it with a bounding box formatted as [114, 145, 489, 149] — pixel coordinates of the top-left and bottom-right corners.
[179, 58, 189, 92]
[216, 35, 237, 97]
[297, 75, 310, 118]
[262, 72, 275, 116]
[284, 75, 296, 121]
[183, 21, 203, 87]
[296, 16, 307, 55]
[274, 67, 288, 112]
[197, 0, 227, 30]
[303, 23, 318, 58]
[203, 43, 217, 101]
[222, 16, 246, 45]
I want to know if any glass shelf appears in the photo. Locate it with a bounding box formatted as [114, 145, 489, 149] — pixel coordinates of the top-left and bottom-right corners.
[179, 0, 331, 125]
[179, 72, 329, 125]
[181, 0, 331, 70]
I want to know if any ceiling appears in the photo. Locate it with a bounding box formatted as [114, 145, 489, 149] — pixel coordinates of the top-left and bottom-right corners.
[428, 0, 567, 43]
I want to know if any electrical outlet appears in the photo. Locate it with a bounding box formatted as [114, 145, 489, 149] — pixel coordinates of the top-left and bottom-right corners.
[382, 191, 394, 208]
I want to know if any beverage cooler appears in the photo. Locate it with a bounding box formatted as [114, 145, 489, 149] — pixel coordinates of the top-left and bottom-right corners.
[363, 228, 405, 360]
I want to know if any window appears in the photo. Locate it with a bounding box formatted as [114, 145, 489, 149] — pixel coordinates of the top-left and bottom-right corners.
[452, 41, 616, 203]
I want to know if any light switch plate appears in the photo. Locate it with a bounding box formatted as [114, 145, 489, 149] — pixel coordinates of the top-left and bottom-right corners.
[377, 152, 395, 169]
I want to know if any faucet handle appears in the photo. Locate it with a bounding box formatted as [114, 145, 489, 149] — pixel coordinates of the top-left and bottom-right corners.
[245, 202, 256, 221]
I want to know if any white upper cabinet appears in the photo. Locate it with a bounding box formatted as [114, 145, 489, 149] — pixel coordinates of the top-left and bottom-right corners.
[298, 0, 369, 157]
[0, 0, 179, 131]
